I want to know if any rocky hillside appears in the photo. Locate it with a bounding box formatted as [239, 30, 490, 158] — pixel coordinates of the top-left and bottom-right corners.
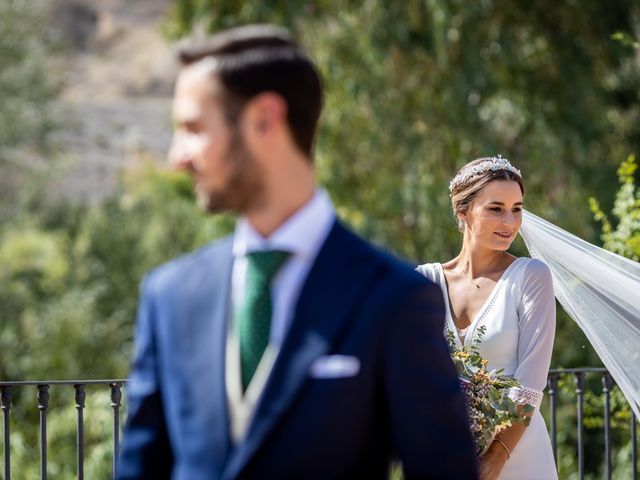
[49, 0, 177, 201]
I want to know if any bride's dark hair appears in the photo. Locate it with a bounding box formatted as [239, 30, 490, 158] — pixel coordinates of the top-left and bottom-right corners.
[450, 157, 524, 231]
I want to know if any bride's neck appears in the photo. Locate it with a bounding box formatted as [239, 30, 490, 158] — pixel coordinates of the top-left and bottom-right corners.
[453, 245, 506, 279]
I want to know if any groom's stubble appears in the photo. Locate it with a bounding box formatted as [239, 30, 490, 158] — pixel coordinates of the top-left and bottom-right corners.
[196, 121, 266, 215]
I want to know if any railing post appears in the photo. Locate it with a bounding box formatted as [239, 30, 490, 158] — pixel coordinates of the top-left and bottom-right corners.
[548, 373, 558, 464]
[37, 384, 49, 480]
[575, 372, 585, 480]
[602, 372, 613, 480]
[75, 384, 86, 480]
[110, 383, 122, 480]
[1, 386, 12, 480]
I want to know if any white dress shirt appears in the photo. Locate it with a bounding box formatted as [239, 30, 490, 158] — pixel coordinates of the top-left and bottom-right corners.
[226, 189, 336, 443]
[231, 188, 336, 347]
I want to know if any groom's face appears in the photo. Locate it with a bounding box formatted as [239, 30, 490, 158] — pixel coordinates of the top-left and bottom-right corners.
[169, 64, 264, 213]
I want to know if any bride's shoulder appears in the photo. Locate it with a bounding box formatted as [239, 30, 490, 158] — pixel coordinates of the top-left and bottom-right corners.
[514, 257, 553, 285]
[415, 262, 441, 282]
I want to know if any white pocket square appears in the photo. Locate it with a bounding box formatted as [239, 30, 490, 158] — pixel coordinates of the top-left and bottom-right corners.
[309, 355, 360, 379]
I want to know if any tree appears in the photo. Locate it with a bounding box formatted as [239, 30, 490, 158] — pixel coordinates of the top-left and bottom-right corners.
[591, 155, 640, 260]
[0, 0, 61, 219]
[165, 0, 640, 262]
[2, 1, 638, 476]
[163, 4, 640, 478]
[0, 164, 232, 478]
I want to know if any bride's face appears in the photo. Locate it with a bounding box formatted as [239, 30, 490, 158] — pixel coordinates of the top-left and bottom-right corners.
[461, 179, 523, 251]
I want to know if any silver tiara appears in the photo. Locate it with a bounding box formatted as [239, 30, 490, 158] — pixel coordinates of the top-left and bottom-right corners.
[448, 155, 522, 192]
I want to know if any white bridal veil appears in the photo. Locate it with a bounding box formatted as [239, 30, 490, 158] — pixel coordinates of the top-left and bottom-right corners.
[520, 210, 640, 419]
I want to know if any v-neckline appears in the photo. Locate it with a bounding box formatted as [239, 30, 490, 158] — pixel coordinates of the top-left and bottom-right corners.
[437, 257, 523, 348]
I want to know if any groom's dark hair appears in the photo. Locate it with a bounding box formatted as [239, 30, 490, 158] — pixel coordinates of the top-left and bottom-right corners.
[177, 24, 323, 159]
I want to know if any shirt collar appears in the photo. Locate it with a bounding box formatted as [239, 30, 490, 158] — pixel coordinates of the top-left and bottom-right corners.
[232, 189, 335, 260]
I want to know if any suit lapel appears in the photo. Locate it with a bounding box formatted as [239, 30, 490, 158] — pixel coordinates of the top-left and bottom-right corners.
[173, 237, 234, 472]
[223, 222, 380, 479]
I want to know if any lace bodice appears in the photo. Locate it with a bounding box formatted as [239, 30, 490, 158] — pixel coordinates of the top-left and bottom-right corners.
[416, 258, 556, 410]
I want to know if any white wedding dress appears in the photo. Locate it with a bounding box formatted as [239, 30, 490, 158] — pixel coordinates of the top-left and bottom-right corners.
[417, 257, 558, 480]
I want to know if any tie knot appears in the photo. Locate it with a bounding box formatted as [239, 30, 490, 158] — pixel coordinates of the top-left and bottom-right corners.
[246, 250, 291, 281]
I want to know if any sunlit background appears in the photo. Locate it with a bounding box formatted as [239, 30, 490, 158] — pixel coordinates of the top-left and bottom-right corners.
[0, 0, 638, 477]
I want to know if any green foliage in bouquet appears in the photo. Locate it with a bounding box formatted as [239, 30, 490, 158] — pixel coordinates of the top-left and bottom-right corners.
[447, 325, 534, 455]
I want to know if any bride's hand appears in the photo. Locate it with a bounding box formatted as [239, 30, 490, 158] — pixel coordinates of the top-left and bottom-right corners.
[478, 441, 509, 480]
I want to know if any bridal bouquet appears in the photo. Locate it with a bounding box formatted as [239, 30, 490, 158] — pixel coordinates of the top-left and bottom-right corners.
[447, 326, 534, 456]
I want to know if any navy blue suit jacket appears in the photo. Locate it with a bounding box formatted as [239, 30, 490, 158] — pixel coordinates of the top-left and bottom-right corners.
[118, 221, 477, 479]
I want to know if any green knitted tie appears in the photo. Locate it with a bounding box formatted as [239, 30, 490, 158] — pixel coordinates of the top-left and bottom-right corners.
[237, 250, 290, 392]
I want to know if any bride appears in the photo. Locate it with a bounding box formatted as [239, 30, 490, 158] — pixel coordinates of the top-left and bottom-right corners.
[417, 156, 558, 480]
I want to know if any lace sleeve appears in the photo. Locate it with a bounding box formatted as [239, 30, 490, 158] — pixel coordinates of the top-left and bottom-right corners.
[513, 259, 556, 410]
[506, 386, 544, 410]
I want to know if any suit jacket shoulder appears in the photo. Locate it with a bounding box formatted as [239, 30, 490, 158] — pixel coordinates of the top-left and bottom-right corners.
[333, 221, 441, 310]
[143, 235, 234, 295]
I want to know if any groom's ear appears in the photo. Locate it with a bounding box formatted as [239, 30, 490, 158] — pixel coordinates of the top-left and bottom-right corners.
[240, 92, 288, 155]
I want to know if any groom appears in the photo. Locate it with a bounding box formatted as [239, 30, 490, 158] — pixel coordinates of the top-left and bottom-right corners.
[118, 24, 477, 479]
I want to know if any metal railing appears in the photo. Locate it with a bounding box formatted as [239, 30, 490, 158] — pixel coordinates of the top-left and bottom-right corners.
[0, 380, 127, 480]
[1, 370, 638, 479]
[548, 368, 638, 480]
